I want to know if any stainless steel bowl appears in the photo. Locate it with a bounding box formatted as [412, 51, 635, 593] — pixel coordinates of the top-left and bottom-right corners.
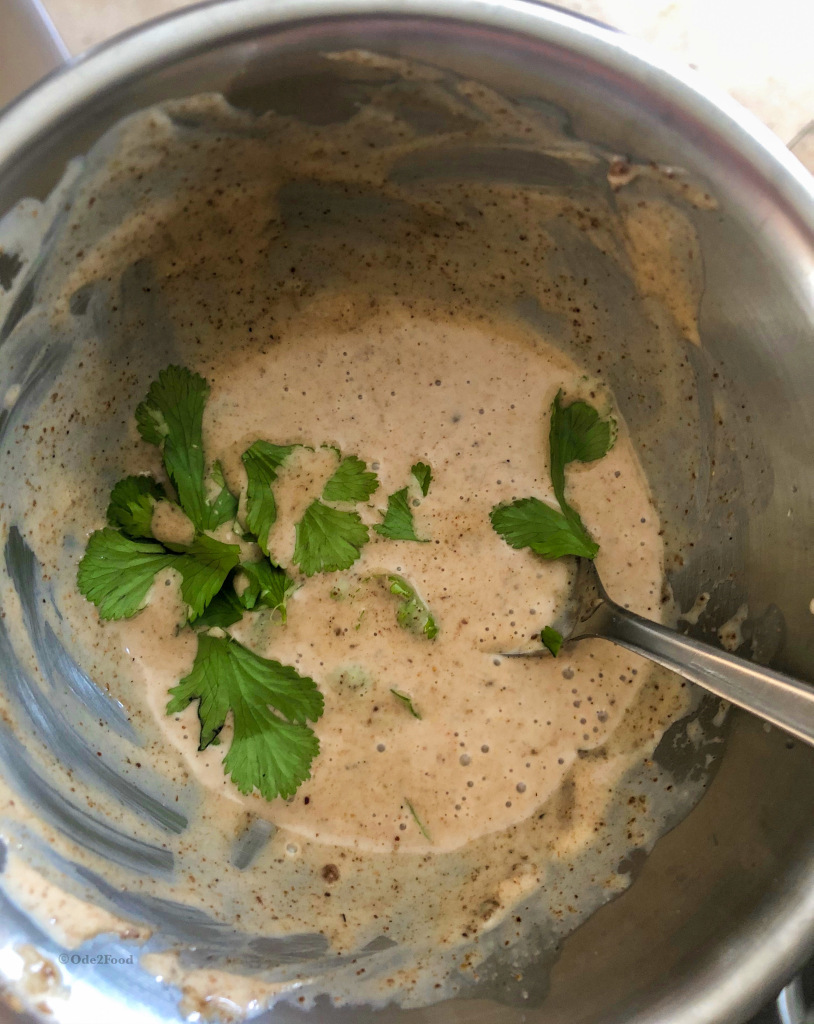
[1, 3, 813, 1023]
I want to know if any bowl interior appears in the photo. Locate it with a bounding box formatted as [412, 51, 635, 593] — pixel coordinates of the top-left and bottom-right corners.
[1, 5, 814, 1024]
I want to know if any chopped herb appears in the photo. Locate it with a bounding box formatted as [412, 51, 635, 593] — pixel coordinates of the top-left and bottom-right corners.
[489, 497, 598, 559]
[173, 535, 241, 621]
[241, 440, 297, 556]
[490, 392, 614, 561]
[541, 625, 564, 657]
[548, 389, 615, 552]
[386, 574, 438, 639]
[404, 798, 432, 842]
[135, 365, 237, 531]
[79, 364, 455, 806]
[106, 475, 165, 538]
[167, 633, 323, 801]
[81, 520, 239, 623]
[193, 585, 244, 630]
[208, 460, 239, 530]
[77, 528, 174, 620]
[390, 689, 421, 719]
[322, 455, 379, 503]
[240, 559, 298, 621]
[411, 462, 432, 497]
[375, 488, 425, 542]
[79, 365, 336, 805]
[294, 500, 369, 576]
[549, 390, 616, 512]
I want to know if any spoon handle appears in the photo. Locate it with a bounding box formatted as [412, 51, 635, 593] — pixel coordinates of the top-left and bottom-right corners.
[587, 602, 814, 747]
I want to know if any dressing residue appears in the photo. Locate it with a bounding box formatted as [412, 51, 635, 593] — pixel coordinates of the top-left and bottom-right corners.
[0, 52, 724, 1018]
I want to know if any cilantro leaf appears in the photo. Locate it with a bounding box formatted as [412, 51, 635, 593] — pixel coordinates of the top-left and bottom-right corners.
[411, 462, 432, 497]
[489, 498, 599, 559]
[173, 535, 241, 620]
[374, 488, 426, 542]
[193, 585, 244, 630]
[135, 365, 237, 532]
[106, 475, 165, 538]
[322, 455, 379, 503]
[548, 391, 615, 549]
[386, 574, 438, 639]
[241, 441, 297, 556]
[391, 689, 421, 719]
[207, 461, 239, 530]
[77, 528, 175, 620]
[549, 390, 615, 510]
[294, 500, 369, 576]
[490, 393, 614, 563]
[541, 625, 564, 657]
[240, 560, 298, 622]
[135, 365, 208, 526]
[166, 633, 323, 801]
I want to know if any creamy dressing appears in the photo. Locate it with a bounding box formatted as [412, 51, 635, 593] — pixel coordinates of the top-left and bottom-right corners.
[0, 56, 717, 1016]
[117, 309, 669, 855]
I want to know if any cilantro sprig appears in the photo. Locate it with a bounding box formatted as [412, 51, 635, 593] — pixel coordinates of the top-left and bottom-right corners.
[242, 441, 297, 556]
[491, 391, 614, 560]
[491, 390, 614, 652]
[548, 390, 615, 555]
[167, 634, 323, 801]
[78, 367, 323, 801]
[77, 365, 438, 801]
[135, 365, 237, 532]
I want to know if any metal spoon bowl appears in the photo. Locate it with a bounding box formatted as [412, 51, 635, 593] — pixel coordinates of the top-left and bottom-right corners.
[507, 558, 814, 747]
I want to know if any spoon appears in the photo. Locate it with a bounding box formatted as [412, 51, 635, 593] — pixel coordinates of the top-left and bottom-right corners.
[506, 557, 814, 747]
